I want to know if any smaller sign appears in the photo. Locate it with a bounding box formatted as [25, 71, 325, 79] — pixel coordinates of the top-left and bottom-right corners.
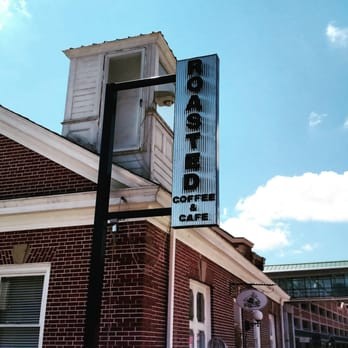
[236, 289, 268, 311]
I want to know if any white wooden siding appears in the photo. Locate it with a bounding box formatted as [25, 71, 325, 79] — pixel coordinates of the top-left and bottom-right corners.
[70, 55, 103, 119]
[151, 115, 173, 191]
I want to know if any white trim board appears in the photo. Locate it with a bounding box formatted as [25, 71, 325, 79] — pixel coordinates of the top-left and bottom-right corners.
[0, 106, 151, 188]
[0, 186, 166, 232]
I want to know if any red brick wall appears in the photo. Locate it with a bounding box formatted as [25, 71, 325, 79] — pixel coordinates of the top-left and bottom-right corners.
[173, 240, 283, 348]
[99, 221, 169, 348]
[0, 226, 92, 347]
[0, 221, 169, 348]
[0, 134, 96, 199]
[173, 240, 238, 347]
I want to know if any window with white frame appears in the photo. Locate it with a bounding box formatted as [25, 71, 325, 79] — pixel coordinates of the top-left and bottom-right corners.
[189, 280, 211, 348]
[0, 263, 50, 348]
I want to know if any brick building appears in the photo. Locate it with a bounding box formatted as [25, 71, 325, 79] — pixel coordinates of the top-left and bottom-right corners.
[0, 32, 289, 348]
[265, 261, 348, 348]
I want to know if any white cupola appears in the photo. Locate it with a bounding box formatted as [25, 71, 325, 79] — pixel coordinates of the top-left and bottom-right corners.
[62, 32, 176, 190]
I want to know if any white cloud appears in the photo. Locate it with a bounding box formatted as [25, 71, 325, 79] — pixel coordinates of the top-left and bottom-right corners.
[0, 0, 30, 31]
[0, 0, 11, 30]
[16, 0, 30, 17]
[308, 111, 327, 127]
[344, 118, 348, 129]
[293, 243, 317, 254]
[221, 217, 290, 251]
[326, 23, 348, 47]
[302, 243, 315, 251]
[236, 171, 348, 224]
[222, 171, 348, 252]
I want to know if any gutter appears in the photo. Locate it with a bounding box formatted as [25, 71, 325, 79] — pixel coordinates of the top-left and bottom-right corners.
[280, 298, 285, 348]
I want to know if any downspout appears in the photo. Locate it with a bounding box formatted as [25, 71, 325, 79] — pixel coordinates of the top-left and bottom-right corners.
[166, 228, 176, 348]
[280, 298, 285, 348]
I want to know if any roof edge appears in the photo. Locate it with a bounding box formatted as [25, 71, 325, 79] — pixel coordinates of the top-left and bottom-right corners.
[264, 260, 348, 273]
[0, 104, 152, 188]
[63, 32, 175, 60]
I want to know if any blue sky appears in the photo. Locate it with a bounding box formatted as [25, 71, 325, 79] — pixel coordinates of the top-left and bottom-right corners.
[1, 0, 348, 265]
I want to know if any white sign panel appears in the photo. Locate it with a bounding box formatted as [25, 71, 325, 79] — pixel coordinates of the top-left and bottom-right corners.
[236, 289, 268, 311]
[171, 55, 219, 228]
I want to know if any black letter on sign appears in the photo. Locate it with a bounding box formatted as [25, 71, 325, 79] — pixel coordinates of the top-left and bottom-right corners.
[185, 152, 200, 171]
[186, 132, 200, 149]
[186, 113, 201, 130]
[186, 95, 202, 112]
[187, 59, 202, 76]
[187, 76, 203, 93]
[183, 173, 200, 191]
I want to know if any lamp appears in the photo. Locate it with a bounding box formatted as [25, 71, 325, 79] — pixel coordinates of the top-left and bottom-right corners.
[154, 90, 175, 106]
[244, 310, 263, 331]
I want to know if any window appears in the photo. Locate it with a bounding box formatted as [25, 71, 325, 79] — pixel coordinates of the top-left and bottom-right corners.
[301, 303, 309, 311]
[302, 320, 310, 330]
[312, 322, 319, 332]
[0, 264, 50, 348]
[310, 304, 318, 314]
[292, 278, 305, 297]
[189, 280, 211, 348]
[196, 292, 205, 323]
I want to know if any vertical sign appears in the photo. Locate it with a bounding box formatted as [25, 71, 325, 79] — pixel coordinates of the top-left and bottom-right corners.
[171, 55, 219, 228]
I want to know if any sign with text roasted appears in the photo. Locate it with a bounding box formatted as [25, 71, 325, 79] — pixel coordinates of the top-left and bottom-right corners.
[171, 55, 219, 228]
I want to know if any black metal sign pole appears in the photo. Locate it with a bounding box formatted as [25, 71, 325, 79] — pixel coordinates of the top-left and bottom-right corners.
[84, 83, 118, 348]
[83, 74, 175, 348]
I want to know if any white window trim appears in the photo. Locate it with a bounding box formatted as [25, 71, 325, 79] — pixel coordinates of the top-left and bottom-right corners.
[190, 279, 211, 347]
[99, 48, 146, 153]
[104, 48, 145, 80]
[0, 263, 51, 348]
